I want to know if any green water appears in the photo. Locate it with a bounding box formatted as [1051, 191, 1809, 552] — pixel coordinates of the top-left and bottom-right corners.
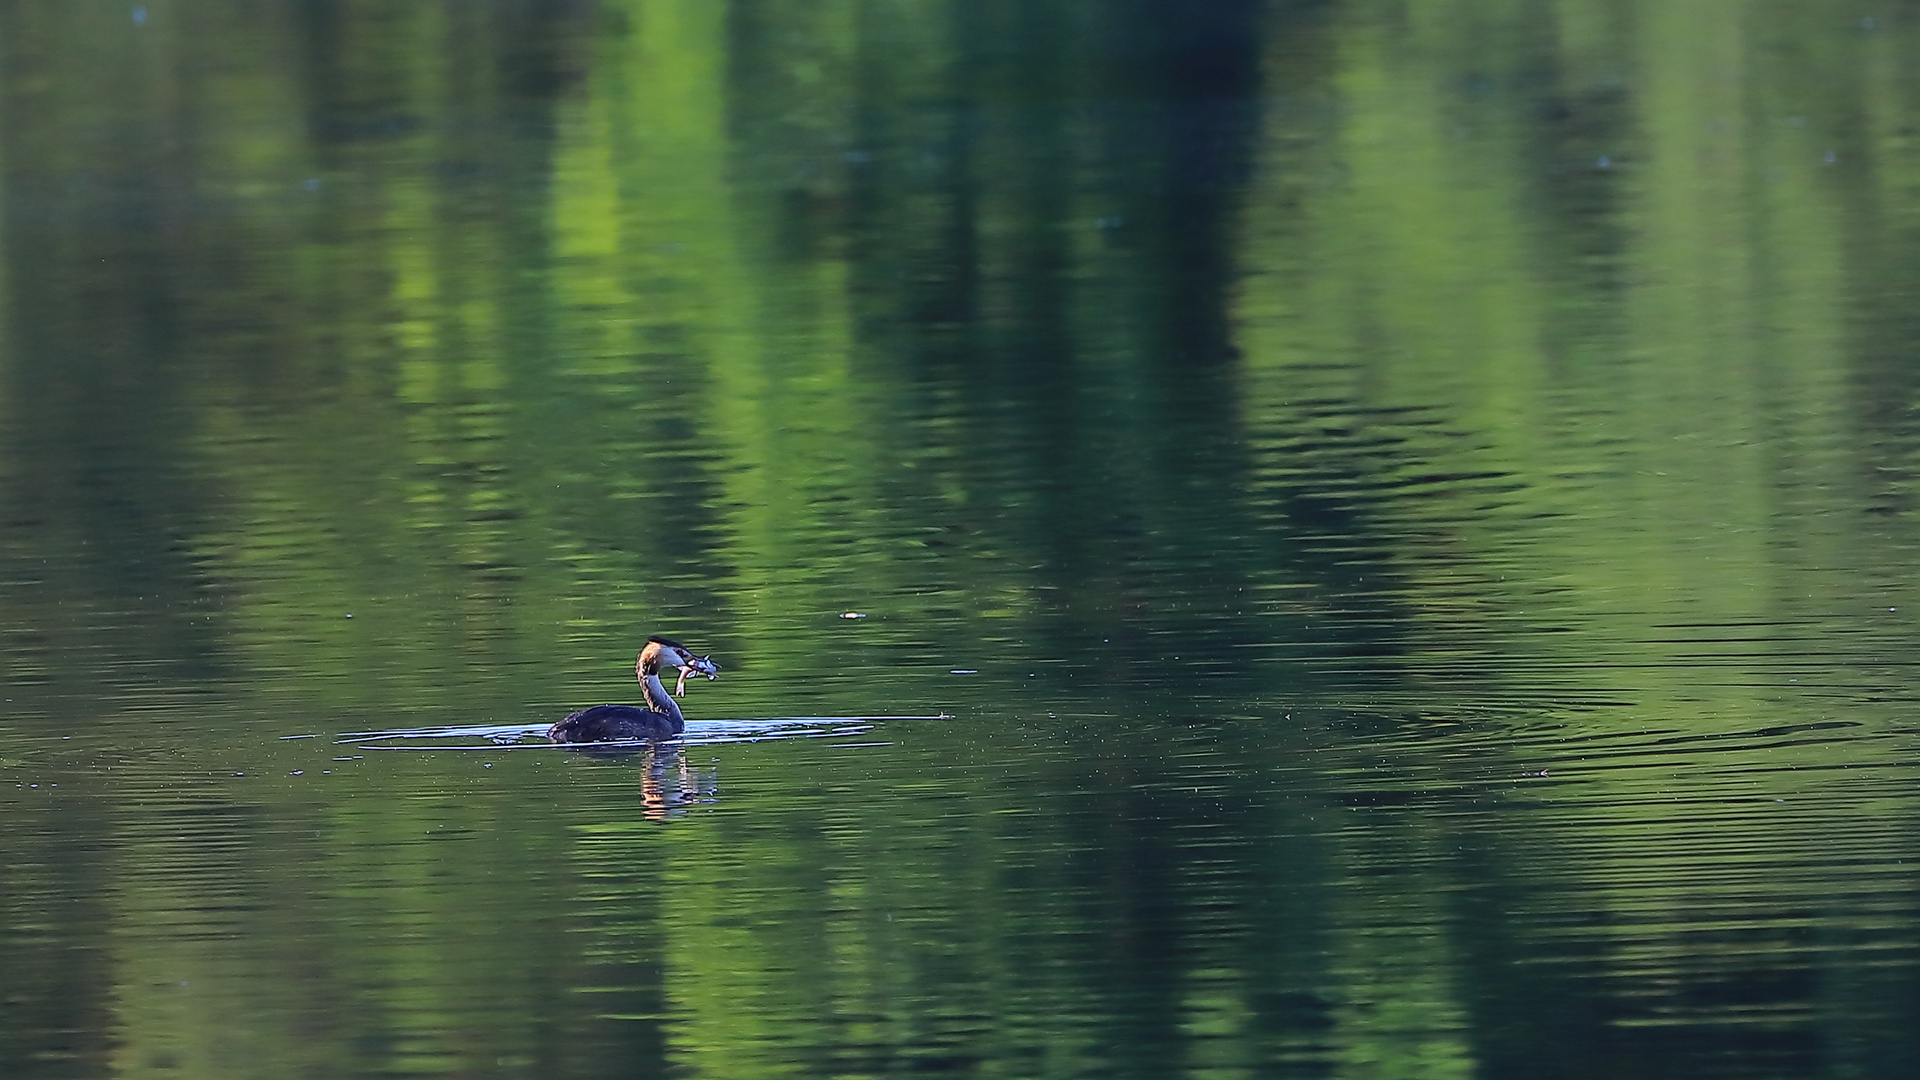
[4, 2, 1920, 1077]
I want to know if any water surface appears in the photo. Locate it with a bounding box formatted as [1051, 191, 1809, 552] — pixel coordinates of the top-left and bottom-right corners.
[4, 2, 1920, 1078]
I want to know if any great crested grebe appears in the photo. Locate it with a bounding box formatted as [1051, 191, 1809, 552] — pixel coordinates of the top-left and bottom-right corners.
[548, 637, 720, 743]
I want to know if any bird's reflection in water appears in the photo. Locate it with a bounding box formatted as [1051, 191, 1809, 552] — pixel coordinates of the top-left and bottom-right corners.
[638, 743, 718, 820]
[566, 740, 718, 817]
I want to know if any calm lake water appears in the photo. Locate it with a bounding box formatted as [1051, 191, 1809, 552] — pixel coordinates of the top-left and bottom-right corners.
[5, 2, 1920, 1078]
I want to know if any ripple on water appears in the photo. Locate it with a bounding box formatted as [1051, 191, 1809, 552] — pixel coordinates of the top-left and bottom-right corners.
[324, 714, 937, 750]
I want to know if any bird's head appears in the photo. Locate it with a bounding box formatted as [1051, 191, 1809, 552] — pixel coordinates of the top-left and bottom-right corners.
[639, 636, 721, 696]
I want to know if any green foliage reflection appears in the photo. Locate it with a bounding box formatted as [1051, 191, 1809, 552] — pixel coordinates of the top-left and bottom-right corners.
[2, 2, 1920, 1079]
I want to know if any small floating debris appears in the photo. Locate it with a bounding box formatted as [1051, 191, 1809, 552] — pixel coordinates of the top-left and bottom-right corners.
[279, 734, 321, 740]
[840, 611, 867, 620]
[950, 669, 978, 675]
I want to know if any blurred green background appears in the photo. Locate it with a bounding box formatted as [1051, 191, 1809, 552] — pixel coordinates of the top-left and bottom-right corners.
[4, 2, 1920, 1078]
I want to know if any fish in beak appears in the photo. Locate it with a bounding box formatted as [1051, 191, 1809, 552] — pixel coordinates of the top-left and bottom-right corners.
[672, 653, 721, 697]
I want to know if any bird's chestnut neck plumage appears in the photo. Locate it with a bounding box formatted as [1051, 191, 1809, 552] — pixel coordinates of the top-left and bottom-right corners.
[640, 671, 683, 724]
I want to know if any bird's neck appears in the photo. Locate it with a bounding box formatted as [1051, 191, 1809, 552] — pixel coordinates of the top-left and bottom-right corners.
[641, 672, 684, 724]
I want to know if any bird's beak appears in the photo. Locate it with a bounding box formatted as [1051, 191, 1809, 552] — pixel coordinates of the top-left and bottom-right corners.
[672, 654, 720, 697]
